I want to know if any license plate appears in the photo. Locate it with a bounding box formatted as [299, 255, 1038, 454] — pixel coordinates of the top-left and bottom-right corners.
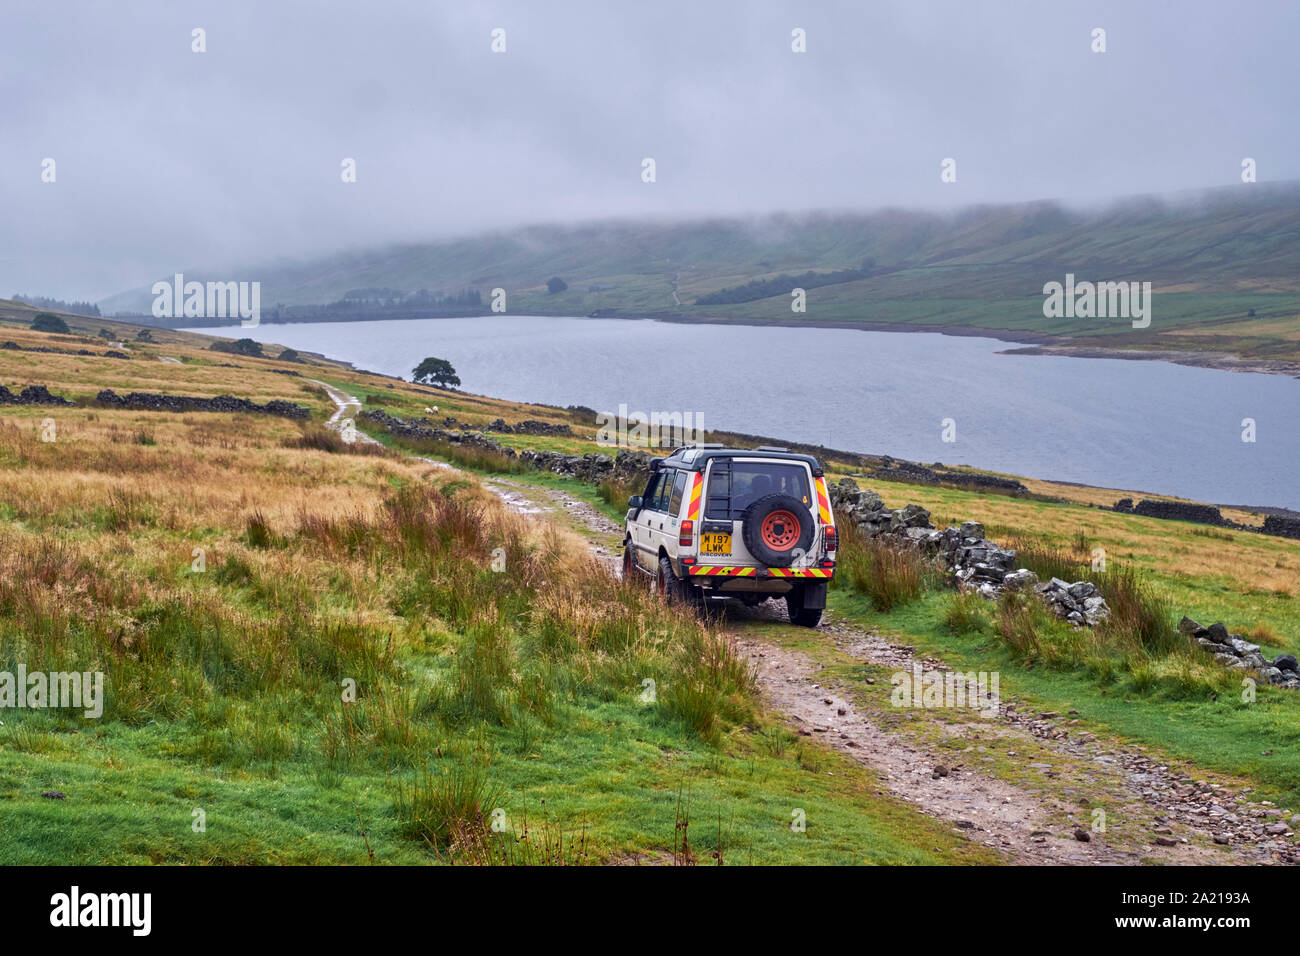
[700, 532, 732, 555]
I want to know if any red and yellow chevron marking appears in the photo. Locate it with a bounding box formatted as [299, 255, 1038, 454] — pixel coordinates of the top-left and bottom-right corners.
[686, 472, 703, 522]
[814, 476, 832, 526]
[688, 566, 832, 578]
[766, 567, 832, 578]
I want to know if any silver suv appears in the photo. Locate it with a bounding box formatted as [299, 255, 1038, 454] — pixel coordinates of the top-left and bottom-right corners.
[622, 445, 837, 627]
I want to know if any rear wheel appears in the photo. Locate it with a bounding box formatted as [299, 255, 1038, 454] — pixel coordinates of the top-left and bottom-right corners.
[785, 587, 823, 628]
[658, 555, 692, 606]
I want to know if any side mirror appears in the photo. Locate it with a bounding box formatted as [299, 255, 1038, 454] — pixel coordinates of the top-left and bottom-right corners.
[627, 495, 643, 509]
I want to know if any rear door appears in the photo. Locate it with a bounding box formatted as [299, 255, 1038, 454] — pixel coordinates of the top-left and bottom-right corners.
[702, 458, 817, 568]
[645, 467, 679, 561]
[631, 471, 664, 571]
[662, 468, 689, 564]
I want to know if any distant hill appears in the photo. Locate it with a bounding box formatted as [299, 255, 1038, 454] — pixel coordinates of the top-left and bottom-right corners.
[99, 183, 1300, 349]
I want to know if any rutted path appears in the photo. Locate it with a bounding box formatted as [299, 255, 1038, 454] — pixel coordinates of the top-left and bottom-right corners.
[735, 610, 1297, 866]
[310, 378, 444, 467]
[309, 379, 370, 437]
[484, 476, 623, 573]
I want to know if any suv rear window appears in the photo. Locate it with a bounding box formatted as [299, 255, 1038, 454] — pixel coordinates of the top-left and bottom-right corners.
[704, 460, 812, 520]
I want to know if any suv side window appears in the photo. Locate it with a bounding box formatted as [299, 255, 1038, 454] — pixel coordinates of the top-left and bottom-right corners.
[641, 472, 663, 511]
[668, 470, 688, 515]
[653, 468, 676, 512]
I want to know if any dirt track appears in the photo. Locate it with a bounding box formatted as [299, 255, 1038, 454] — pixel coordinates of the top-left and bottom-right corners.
[734, 609, 1295, 865]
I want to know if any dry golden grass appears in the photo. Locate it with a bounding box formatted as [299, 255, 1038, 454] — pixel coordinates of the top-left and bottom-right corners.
[6, 318, 1295, 604]
[824, 473, 1300, 596]
[0, 315, 608, 617]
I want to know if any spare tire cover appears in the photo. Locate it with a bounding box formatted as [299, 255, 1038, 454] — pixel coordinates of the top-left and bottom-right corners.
[742, 494, 815, 567]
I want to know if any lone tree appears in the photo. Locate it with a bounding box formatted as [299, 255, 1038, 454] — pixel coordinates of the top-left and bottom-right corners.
[31, 312, 70, 334]
[136, 328, 154, 342]
[412, 357, 460, 388]
[546, 276, 568, 294]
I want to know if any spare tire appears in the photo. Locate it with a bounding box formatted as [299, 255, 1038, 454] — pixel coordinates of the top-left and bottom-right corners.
[742, 494, 814, 567]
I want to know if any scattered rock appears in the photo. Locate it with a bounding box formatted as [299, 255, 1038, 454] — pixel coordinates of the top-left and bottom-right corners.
[1186, 621, 1300, 689]
[1035, 578, 1111, 626]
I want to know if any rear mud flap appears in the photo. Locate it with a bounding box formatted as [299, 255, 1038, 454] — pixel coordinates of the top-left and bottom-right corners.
[799, 581, 828, 609]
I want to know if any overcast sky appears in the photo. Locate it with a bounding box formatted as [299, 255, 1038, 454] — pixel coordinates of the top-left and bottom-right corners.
[2, 0, 1297, 301]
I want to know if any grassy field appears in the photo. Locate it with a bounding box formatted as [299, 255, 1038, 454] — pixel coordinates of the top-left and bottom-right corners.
[3, 305, 1298, 863]
[337, 328, 1300, 811]
[0, 313, 1002, 864]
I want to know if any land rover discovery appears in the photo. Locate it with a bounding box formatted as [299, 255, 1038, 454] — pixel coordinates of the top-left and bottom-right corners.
[622, 445, 837, 627]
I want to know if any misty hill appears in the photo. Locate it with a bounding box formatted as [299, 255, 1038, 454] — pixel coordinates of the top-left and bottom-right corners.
[100, 183, 1300, 342]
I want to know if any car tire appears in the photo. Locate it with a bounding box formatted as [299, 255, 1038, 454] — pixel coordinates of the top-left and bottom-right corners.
[658, 554, 689, 605]
[742, 494, 815, 568]
[622, 544, 634, 580]
[785, 588, 823, 628]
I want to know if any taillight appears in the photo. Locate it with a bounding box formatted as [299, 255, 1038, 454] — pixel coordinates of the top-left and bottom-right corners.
[824, 525, 837, 553]
[679, 519, 694, 548]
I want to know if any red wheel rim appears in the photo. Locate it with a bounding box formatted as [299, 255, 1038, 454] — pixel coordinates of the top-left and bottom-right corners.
[760, 510, 801, 551]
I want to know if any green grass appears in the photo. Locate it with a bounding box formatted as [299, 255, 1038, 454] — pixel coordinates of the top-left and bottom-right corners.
[0, 461, 993, 865]
[0, 685, 1001, 864]
[830, 589, 1300, 808]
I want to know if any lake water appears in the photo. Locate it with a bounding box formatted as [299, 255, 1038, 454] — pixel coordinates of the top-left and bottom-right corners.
[214, 316, 1300, 510]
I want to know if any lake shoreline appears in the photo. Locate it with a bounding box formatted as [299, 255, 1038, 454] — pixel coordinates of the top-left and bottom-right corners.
[208, 311, 1300, 380]
[253, 333, 1300, 521]
[638, 312, 1300, 380]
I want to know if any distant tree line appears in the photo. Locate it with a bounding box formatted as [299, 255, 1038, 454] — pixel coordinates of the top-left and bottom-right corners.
[694, 260, 875, 307]
[331, 288, 483, 310]
[13, 293, 101, 317]
[112, 288, 492, 330]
